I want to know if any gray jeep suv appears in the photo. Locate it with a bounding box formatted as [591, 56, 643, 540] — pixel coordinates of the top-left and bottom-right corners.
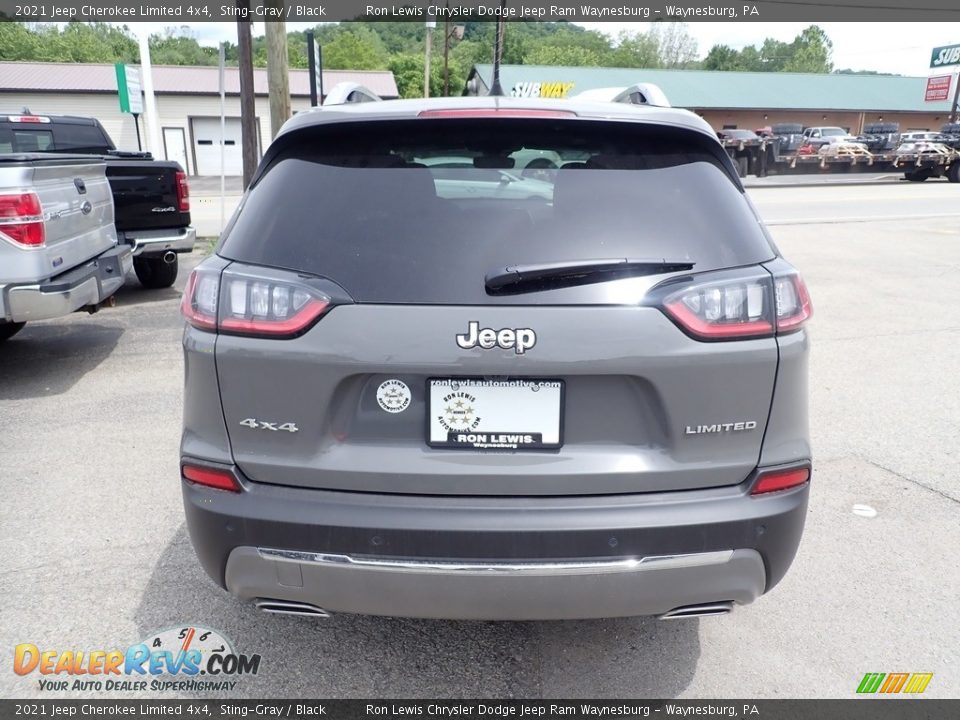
[180, 97, 812, 620]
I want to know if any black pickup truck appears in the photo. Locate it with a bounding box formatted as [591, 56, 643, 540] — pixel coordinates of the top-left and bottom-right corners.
[0, 112, 195, 288]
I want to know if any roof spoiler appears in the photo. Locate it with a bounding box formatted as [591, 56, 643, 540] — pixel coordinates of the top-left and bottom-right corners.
[572, 83, 671, 108]
[322, 82, 382, 106]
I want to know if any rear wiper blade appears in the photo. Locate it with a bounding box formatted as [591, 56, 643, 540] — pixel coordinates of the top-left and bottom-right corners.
[485, 258, 695, 296]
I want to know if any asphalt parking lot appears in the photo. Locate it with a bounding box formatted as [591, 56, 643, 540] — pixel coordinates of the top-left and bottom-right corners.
[1, 182, 958, 699]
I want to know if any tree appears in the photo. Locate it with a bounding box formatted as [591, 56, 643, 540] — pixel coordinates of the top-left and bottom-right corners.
[322, 26, 389, 70]
[649, 23, 698, 69]
[607, 30, 659, 68]
[523, 44, 602, 67]
[702, 25, 834, 74]
[784, 25, 833, 73]
[702, 44, 741, 71]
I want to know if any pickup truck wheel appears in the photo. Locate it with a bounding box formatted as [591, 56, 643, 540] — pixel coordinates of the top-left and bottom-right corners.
[948, 162, 960, 183]
[904, 170, 929, 182]
[0, 322, 26, 341]
[134, 255, 179, 289]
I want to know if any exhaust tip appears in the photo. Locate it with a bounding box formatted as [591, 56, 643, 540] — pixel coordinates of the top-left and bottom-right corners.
[162, 251, 177, 264]
[659, 601, 734, 620]
[255, 598, 331, 618]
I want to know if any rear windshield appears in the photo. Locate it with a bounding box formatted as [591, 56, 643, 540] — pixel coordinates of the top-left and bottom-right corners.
[0, 122, 112, 154]
[219, 119, 774, 304]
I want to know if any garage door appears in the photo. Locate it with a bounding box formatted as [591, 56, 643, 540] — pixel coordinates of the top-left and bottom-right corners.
[192, 117, 257, 176]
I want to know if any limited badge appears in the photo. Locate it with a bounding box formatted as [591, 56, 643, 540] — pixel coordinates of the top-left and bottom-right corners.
[377, 379, 411, 413]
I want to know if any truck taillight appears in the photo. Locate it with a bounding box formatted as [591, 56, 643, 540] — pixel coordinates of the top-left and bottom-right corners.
[0, 192, 45, 247]
[181, 267, 332, 339]
[658, 268, 812, 341]
[175, 171, 190, 212]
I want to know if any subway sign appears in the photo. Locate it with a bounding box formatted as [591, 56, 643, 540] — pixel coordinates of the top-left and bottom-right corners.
[930, 44, 960, 69]
[511, 82, 576, 98]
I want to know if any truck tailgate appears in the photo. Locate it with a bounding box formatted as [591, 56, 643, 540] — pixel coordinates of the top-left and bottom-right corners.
[1, 156, 117, 284]
[107, 161, 190, 232]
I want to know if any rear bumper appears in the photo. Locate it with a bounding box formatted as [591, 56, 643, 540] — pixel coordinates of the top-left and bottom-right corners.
[1, 245, 132, 323]
[181, 464, 810, 620]
[121, 226, 196, 257]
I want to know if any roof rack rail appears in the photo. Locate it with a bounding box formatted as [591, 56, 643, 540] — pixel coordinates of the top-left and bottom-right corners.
[322, 82, 382, 106]
[572, 83, 671, 108]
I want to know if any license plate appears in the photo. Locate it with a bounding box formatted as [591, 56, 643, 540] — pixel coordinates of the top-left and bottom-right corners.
[427, 378, 564, 450]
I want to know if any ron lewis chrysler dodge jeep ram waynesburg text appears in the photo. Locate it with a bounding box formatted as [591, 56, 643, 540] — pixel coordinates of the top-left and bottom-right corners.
[179, 94, 813, 621]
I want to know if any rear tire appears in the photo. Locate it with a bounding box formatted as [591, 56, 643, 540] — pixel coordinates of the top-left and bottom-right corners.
[948, 162, 960, 183]
[904, 170, 929, 182]
[134, 255, 179, 289]
[0, 321, 25, 341]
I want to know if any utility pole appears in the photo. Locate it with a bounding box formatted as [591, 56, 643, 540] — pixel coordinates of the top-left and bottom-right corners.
[265, 9, 291, 139]
[424, 21, 435, 98]
[235, 4, 257, 189]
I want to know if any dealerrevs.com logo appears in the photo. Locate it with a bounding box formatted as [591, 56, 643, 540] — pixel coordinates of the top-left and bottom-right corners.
[14, 626, 261, 693]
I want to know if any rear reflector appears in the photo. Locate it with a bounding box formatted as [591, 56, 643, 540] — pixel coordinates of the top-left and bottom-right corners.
[182, 464, 241, 492]
[417, 109, 576, 119]
[0, 192, 45, 246]
[751, 467, 810, 496]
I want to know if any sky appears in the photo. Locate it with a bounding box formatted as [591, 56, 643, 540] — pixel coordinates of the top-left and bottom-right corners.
[126, 22, 956, 77]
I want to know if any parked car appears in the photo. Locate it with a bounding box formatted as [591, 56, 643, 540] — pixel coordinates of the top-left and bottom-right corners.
[417, 156, 554, 201]
[1, 153, 131, 340]
[896, 132, 959, 182]
[801, 126, 866, 150]
[0, 112, 194, 288]
[179, 96, 813, 621]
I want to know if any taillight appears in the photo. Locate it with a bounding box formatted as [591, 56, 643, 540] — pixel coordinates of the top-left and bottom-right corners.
[180, 268, 219, 331]
[180, 266, 332, 339]
[417, 109, 576, 118]
[7, 115, 50, 123]
[0, 192, 45, 247]
[659, 268, 812, 341]
[751, 467, 810, 496]
[175, 170, 190, 212]
[773, 273, 812, 332]
[182, 464, 241, 492]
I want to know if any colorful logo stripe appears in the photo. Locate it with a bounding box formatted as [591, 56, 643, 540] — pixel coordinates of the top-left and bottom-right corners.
[857, 672, 933, 694]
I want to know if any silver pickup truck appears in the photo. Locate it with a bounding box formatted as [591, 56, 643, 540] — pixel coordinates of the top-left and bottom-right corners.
[1, 154, 131, 340]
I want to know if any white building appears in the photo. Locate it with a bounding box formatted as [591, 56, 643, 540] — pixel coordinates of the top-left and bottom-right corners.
[0, 61, 399, 176]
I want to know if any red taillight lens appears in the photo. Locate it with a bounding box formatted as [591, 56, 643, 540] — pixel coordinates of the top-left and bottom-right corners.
[663, 276, 774, 340]
[180, 269, 219, 331]
[660, 269, 812, 341]
[7, 115, 50, 123]
[182, 464, 241, 492]
[219, 275, 330, 338]
[773, 273, 812, 332]
[175, 170, 190, 212]
[0, 192, 45, 246]
[180, 266, 332, 339]
[751, 467, 810, 496]
[417, 109, 576, 119]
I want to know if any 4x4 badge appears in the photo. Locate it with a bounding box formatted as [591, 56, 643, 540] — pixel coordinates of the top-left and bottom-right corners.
[456, 321, 536, 355]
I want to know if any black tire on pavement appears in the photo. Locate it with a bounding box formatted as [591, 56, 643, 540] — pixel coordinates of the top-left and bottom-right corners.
[947, 162, 960, 183]
[904, 170, 928, 182]
[0, 322, 26, 341]
[134, 255, 179, 289]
